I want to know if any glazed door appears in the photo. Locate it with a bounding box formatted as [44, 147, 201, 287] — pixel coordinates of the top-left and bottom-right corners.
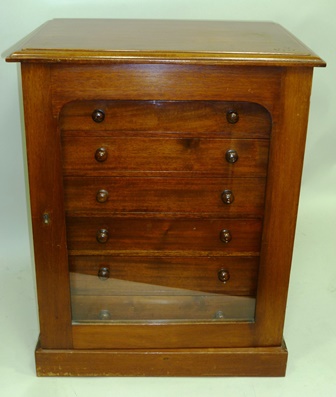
[22, 63, 311, 350]
[59, 98, 271, 347]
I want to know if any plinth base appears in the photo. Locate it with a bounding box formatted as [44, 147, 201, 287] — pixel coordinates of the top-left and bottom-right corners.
[35, 339, 288, 377]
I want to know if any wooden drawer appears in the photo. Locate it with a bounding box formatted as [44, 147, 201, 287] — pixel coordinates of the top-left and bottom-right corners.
[69, 256, 259, 296]
[71, 293, 255, 322]
[66, 217, 262, 256]
[61, 137, 269, 177]
[64, 177, 266, 217]
[60, 100, 271, 138]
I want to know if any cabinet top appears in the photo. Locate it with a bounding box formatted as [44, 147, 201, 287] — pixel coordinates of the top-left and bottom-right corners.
[5, 19, 326, 67]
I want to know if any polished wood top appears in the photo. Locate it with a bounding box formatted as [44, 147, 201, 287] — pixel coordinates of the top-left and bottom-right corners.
[6, 19, 325, 66]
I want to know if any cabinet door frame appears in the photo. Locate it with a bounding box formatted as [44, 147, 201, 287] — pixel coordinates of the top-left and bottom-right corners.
[21, 63, 313, 350]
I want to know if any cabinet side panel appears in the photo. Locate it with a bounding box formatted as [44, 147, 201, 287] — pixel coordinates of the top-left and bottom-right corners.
[21, 63, 72, 348]
[255, 67, 313, 345]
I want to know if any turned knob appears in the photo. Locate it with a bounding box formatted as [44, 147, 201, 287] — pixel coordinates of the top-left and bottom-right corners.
[96, 229, 109, 243]
[98, 267, 110, 281]
[220, 229, 232, 244]
[95, 147, 108, 162]
[218, 269, 230, 283]
[99, 309, 111, 320]
[225, 149, 239, 163]
[214, 310, 225, 319]
[96, 189, 109, 203]
[92, 109, 105, 123]
[221, 189, 234, 204]
[226, 110, 239, 124]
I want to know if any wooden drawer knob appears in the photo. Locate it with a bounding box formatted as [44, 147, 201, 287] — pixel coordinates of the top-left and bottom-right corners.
[218, 269, 230, 283]
[95, 147, 108, 162]
[220, 229, 232, 244]
[226, 110, 239, 124]
[99, 309, 111, 320]
[214, 310, 225, 319]
[96, 189, 109, 203]
[221, 189, 234, 204]
[98, 267, 110, 280]
[225, 149, 238, 163]
[96, 229, 109, 243]
[92, 109, 105, 123]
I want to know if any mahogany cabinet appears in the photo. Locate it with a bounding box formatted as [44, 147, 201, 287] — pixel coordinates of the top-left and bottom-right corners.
[5, 19, 325, 376]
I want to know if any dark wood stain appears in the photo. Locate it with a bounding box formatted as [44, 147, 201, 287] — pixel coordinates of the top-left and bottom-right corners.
[7, 19, 325, 376]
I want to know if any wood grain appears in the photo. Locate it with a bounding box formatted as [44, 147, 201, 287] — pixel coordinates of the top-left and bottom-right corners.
[69, 255, 259, 295]
[35, 340, 288, 377]
[60, 100, 271, 137]
[6, 19, 325, 68]
[255, 67, 314, 345]
[21, 64, 73, 349]
[64, 177, 266, 217]
[61, 137, 270, 177]
[72, 321, 257, 349]
[66, 217, 262, 256]
[52, 64, 282, 115]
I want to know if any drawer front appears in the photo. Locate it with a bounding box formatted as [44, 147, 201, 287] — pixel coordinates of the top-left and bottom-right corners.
[71, 294, 255, 322]
[60, 100, 271, 138]
[69, 256, 259, 296]
[66, 217, 262, 255]
[64, 177, 266, 217]
[61, 137, 269, 177]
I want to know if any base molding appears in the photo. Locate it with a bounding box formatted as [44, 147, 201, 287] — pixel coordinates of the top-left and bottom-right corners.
[35, 340, 288, 377]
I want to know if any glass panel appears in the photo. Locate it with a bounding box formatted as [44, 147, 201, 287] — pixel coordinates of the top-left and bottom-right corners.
[61, 100, 269, 326]
[69, 257, 257, 323]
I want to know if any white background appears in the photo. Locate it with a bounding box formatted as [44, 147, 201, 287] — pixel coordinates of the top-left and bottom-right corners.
[0, 1, 335, 396]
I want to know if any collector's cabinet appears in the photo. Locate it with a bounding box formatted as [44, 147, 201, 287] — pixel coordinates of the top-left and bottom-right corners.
[5, 19, 325, 376]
